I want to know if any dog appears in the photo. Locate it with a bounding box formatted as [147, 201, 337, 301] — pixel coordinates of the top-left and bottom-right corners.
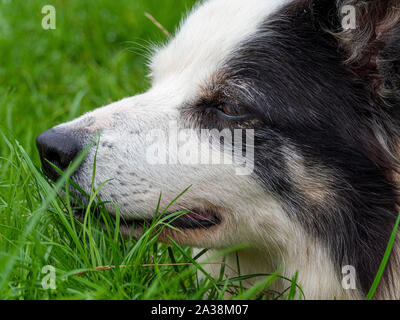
[36, 0, 400, 299]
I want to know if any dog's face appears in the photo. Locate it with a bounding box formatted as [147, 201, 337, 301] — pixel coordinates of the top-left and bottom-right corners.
[37, 0, 295, 248]
[36, 0, 400, 296]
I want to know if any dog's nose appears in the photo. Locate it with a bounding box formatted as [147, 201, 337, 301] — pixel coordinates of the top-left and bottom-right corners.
[36, 129, 81, 181]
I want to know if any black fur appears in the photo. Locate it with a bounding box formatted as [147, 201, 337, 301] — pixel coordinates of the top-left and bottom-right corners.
[184, 0, 400, 296]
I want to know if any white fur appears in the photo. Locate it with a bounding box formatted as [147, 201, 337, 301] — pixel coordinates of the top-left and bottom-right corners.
[150, 0, 291, 90]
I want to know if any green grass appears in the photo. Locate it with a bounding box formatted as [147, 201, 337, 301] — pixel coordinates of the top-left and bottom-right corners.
[366, 212, 400, 300]
[0, 0, 397, 301]
[0, 0, 305, 300]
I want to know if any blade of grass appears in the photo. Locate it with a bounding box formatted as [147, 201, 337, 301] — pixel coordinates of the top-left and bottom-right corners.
[366, 212, 400, 300]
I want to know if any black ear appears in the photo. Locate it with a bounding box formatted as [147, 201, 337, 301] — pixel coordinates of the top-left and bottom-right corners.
[311, 0, 341, 30]
[334, 0, 400, 99]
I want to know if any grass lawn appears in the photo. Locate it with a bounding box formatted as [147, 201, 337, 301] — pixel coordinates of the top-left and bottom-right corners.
[0, 0, 300, 300]
[0, 0, 396, 301]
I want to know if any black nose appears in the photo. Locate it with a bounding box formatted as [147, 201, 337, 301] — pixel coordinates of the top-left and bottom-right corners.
[36, 129, 82, 181]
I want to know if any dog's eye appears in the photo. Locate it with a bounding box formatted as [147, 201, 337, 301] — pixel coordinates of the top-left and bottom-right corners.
[215, 104, 251, 121]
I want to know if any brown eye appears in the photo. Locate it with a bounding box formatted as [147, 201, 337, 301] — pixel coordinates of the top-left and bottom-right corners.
[215, 104, 251, 120]
[218, 104, 240, 116]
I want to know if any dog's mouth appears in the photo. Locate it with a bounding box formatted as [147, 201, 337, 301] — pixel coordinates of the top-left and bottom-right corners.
[74, 206, 222, 231]
[134, 208, 222, 230]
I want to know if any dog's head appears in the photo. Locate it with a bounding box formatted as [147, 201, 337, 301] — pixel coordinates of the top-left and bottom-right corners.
[36, 0, 400, 294]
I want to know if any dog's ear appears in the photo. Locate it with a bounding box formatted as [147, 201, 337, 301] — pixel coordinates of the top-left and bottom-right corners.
[334, 0, 400, 98]
[311, 0, 341, 30]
